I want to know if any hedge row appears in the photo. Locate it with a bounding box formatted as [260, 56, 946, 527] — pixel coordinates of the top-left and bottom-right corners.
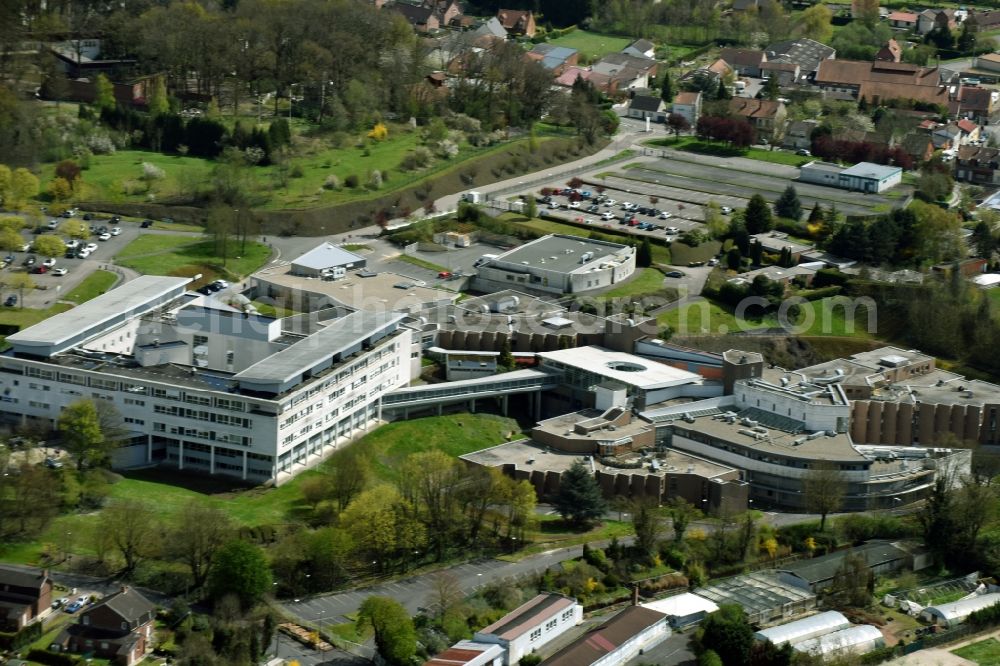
[0, 622, 43, 650]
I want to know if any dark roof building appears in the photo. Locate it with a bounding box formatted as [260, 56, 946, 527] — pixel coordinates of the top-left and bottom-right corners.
[780, 542, 916, 591]
[764, 38, 835, 76]
[56, 587, 157, 666]
[0, 566, 52, 631]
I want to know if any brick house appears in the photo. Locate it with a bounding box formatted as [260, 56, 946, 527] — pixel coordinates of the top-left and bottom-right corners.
[56, 587, 156, 666]
[391, 3, 439, 32]
[887, 11, 918, 30]
[496, 9, 535, 37]
[956, 145, 1000, 186]
[0, 567, 52, 631]
[875, 39, 902, 63]
[728, 98, 787, 142]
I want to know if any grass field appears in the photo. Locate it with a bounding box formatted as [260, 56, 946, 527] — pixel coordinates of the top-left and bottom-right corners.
[0, 414, 524, 565]
[659, 295, 875, 338]
[546, 30, 631, 61]
[668, 240, 722, 266]
[648, 137, 811, 167]
[0, 302, 73, 331]
[115, 236, 271, 280]
[954, 638, 1000, 665]
[62, 126, 565, 212]
[62, 270, 117, 304]
[600, 268, 669, 299]
[394, 253, 449, 273]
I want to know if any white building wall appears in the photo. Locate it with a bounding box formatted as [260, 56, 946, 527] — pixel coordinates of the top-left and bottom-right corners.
[734, 383, 851, 432]
[475, 603, 582, 665]
[591, 619, 670, 666]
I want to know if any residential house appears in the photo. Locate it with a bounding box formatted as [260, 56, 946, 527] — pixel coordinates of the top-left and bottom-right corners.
[592, 52, 659, 83]
[672, 91, 702, 126]
[496, 9, 535, 37]
[918, 9, 957, 35]
[955, 85, 1000, 124]
[764, 38, 835, 78]
[957, 118, 981, 144]
[473, 593, 582, 665]
[750, 232, 814, 261]
[424, 641, 504, 666]
[956, 145, 1000, 185]
[0, 567, 52, 631]
[628, 94, 667, 122]
[761, 61, 800, 86]
[729, 265, 818, 289]
[932, 258, 989, 277]
[974, 53, 1000, 72]
[874, 39, 902, 63]
[814, 60, 954, 108]
[526, 44, 579, 76]
[720, 48, 767, 77]
[966, 10, 1000, 34]
[622, 39, 655, 60]
[540, 606, 670, 666]
[932, 123, 961, 150]
[49, 39, 136, 79]
[472, 17, 507, 45]
[728, 98, 787, 142]
[888, 11, 919, 30]
[900, 132, 935, 164]
[55, 587, 156, 666]
[423, 0, 464, 27]
[782, 119, 818, 151]
[391, 3, 439, 32]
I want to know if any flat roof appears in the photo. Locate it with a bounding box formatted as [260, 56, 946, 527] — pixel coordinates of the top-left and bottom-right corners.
[538, 346, 702, 390]
[491, 234, 631, 275]
[252, 265, 458, 311]
[801, 161, 844, 174]
[462, 439, 737, 479]
[641, 593, 719, 618]
[291, 242, 365, 270]
[841, 162, 902, 179]
[234, 310, 404, 385]
[7, 275, 190, 350]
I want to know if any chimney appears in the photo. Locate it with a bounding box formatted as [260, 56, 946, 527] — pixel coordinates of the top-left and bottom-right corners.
[631, 585, 640, 606]
[121, 585, 129, 594]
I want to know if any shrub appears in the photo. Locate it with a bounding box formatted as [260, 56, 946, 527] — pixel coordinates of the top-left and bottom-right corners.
[438, 139, 459, 159]
[290, 164, 304, 178]
[367, 169, 383, 189]
[345, 174, 360, 188]
[400, 147, 433, 171]
[26, 650, 82, 666]
[322, 174, 340, 190]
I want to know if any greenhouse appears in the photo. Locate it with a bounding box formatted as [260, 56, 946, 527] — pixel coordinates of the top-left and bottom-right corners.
[793, 625, 885, 658]
[754, 611, 851, 647]
[921, 593, 1000, 628]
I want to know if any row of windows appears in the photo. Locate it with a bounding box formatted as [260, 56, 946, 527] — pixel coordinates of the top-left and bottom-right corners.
[153, 422, 252, 446]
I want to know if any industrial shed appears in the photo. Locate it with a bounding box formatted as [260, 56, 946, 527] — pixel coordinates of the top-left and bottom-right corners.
[793, 625, 884, 658]
[921, 593, 1000, 628]
[642, 593, 719, 627]
[754, 611, 851, 647]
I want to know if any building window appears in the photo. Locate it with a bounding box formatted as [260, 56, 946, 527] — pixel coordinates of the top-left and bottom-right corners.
[530, 628, 542, 641]
[545, 619, 557, 631]
[561, 610, 574, 621]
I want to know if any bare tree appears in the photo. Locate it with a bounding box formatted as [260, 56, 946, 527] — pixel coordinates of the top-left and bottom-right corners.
[426, 571, 463, 621]
[803, 463, 847, 531]
[99, 500, 161, 576]
[169, 500, 235, 588]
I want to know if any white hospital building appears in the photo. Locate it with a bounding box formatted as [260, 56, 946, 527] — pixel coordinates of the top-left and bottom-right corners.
[1, 276, 412, 483]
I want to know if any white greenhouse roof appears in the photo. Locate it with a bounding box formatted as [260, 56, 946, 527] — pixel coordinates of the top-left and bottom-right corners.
[973, 274, 1000, 288]
[642, 593, 718, 618]
[924, 593, 1000, 621]
[755, 611, 850, 646]
[793, 625, 884, 657]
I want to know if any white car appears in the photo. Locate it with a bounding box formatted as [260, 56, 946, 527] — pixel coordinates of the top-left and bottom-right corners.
[65, 239, 79, 249]
[97, 233, 111, 241]
[548, 202, 560, 209]
[85, 243, 98, 252]
[42, 258, 56, 268]
[666, 226, 680, 234]
[52, 267, 68, 276]
[47, 219, 59, 229]
[603, 199, 616, 207]
[568, 201, 580, 209]
[720, 206, 733, 215]
[77, 249, 92, 259]
[20, 243, 29, 252]
[110, 227, 121, 236]
[601, 211, 615, 221]
[212, 279, 229, 289]
[659, 211, 672, 219]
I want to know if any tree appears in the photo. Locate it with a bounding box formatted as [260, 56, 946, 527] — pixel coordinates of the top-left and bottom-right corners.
[704, 201, 728, 239]
[58, 400, 105, 470]
[39, 54, 69, 103]
[803, 463, 846, 531]
[695, 604, 754, 666]
[553, 460, 607, 528]
[98, 500, 161, 576]
[744, 194, 773, 234]
[208, 540, 273, 609]
[147, 75, 170, 115]
[828, 552, 873, 607]
[358, 596, 417, 665]
[0, 227, 23, 252]
[972, 220, 996, 258]
[637, 237, 653, 267]
[666, 496, 700, 543]
[10, 168, 38, 208]
[774, 185, 801, 221]
[796, 4, 833, 44]
[94, 73, 115, 111]
[525, 196, 537, 219]
[399, 450, 463, 560]
[660, 70, 675, 105]
[426, 571, 463, 621]
[328, 446, 371, 512]
[169, 500, 235, 588]
[204, 205, 236, 267]
[716, 77, 731, 100]
[300, 475, 328, 510]
[498, 338, 515, 371]
[48, 178, 73, 202]
[763, 75, 779, 101]
[55, 160, 82, 189]
[31, 235, 65, 259]
[919, 476, 956, 566]
[667, 113, 690, 138]
[631, 498, 664, 559]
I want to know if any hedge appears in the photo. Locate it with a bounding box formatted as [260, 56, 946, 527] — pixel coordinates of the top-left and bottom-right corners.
[797, 285, 842, 301]
[0, 622, 43, 650]
[26, 649, 83, 666]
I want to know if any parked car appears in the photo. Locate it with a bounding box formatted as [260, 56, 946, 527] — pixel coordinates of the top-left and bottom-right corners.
[720, 206, 733, 214]
[44, 456, 63, 469]
[77, 249, 92, 259]
[603, 199, 616, 207]
[568, 201, 580, 209]
[140, 219, 153, 228]
[3, 254, 13, 264]
[659, 211, 673, 219]
[82, 213, 92, 221]
[796, 149, 811, 156]
[52, 597, 69, 609]
[688, 260, 705, 267]
[213, 280, 230, 289]
[110, 216, 121, 223]
[52, 267, 68, 276]
[601, 211, 615, 221]
[47, 219, 59, 229]
[665, 270, 685, 278]
[85, 243, 98, 252]
[98, 233, 111, 241]
[32, 265, 48, 274]
[64, 601, 82, 613]
[666, 226, 679, 234]
[65, 239, 79, 249]
[20, 243, 29, 252]
[4, 295, 16, 307]
[42, 258, 56, 268]
[23, 255, 35, 266]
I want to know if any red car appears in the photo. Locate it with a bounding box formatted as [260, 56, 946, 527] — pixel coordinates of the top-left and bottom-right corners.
[437, 271, 452, 279]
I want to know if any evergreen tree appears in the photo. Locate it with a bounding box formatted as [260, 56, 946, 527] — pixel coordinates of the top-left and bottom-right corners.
[972, 220, 995, 258]
[774, 185, 802, 221]
[660, 71, 675, 105]
[716, 77, 731, 100]
[778, 247, 792, 268]
[808, 203, 824, 224]
[763, 75, 779, 101]
[553, 460, 607, 528]
[750, 239, 763, 266]
[744, 194, 773, 234]
[525, 196, 537, 219]
[958, 22, 975, 54]
[498, 338, 515, 371]
[147, 75, 169, 116]
[695, 604, 754, 666]
[94, 74, 115, 111]
[726, 247, 742, 270]
[637, 237, 653, 267]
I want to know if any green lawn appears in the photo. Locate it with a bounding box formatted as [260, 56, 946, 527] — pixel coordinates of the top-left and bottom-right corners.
[61, 127, 560, 211]
[954, 638, 1000, 665]
[394, 254, 450, 273]
[115, 237, 271, 280]
[667, 240, 722, 266]
[250, 299, 298, 318]
[114, 234, 202, 259]
[0, 302, 73, 331]
[647, 137, 810, 167]
[61, 270, 118, 304]
[502, 516, 634, 560]
[600, 267, 674, 301]
[546, 30, 632, 61]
